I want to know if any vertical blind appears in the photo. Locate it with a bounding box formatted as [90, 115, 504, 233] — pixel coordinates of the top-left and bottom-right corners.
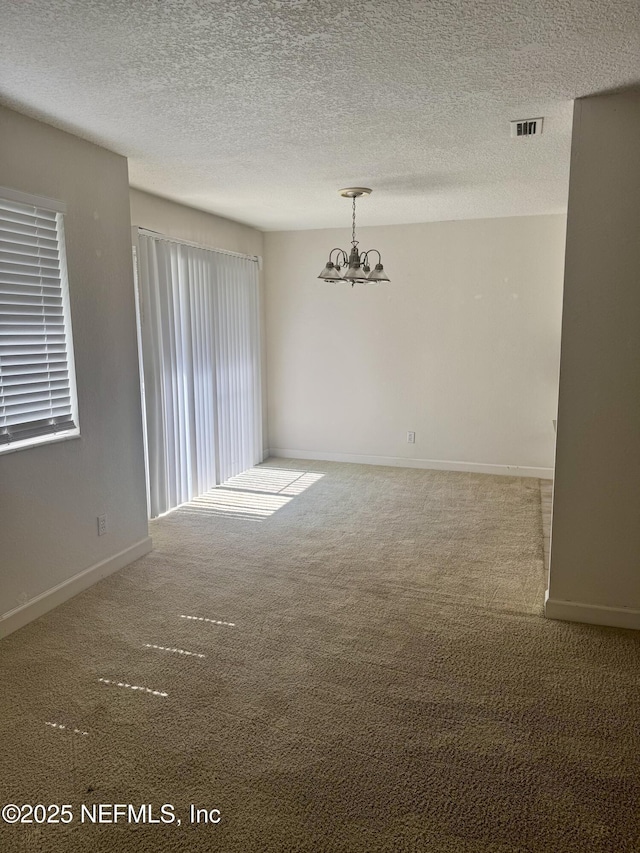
[0, 194, 78, 447]
[136, 232, 262, 517]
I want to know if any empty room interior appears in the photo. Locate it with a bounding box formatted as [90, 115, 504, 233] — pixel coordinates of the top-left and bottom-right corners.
[1, 2, 639, 851]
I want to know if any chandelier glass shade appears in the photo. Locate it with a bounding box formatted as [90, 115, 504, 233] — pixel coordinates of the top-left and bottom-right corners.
[318, 188, 390, 285]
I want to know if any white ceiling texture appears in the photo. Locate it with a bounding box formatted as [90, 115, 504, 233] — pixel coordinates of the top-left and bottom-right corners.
[1, 0, 640, 231]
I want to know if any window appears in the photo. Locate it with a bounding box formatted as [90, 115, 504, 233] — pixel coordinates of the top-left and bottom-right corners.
[0, 188, 79, 452]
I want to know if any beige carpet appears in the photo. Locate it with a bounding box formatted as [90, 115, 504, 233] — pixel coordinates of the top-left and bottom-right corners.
[1, 459, 639, 852]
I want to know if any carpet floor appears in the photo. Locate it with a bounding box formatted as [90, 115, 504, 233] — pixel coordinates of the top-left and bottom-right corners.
[1, 459, 639, 852]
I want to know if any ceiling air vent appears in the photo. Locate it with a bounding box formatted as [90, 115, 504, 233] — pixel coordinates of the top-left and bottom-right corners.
[510, 117, 543, 138]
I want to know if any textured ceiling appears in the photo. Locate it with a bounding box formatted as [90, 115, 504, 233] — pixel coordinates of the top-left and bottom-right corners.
[1, 0, 640, 230]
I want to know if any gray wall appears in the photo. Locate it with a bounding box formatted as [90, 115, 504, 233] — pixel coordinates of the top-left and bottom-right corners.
[0, 106, 150, 630]
[547, 89, 640, 628]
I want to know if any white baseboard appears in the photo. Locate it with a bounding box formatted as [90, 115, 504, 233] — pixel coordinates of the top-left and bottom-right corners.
[544, 591, 640, 630]
[268, 448, 553, 479]
[0, 537, 153, 640]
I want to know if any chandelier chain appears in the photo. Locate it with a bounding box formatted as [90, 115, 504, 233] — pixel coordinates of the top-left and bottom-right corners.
[352, 196, 356, 246]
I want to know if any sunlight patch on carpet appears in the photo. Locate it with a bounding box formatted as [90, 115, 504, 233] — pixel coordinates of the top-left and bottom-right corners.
[174, 468, 326, 521]
[179, 615, 235, 627]
[143, 643, 205, 659]
[98, 678, 168, 698]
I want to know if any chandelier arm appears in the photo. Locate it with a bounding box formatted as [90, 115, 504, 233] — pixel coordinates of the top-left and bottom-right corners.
[328, 248, 348, 265]
[363, 248, 381, 265]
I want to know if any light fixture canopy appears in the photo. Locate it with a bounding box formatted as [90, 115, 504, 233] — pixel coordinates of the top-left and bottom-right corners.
[317, 188, 391, 286]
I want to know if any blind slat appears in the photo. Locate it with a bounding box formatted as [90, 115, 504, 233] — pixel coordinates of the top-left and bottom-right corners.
[2, 402, 73, 424]
[2, 338, 67, 348]
[1, 265, 62, 281]
[0, 228, 59, 250]
[0, 250, 60, 269]
[0, 319, 65, 329]
[0, 289, 62, 300]
[2, 375, 69, 389]
[2, 381, 71, 399]
[1, 355, 68, 368]
[2, 302, 64, 323]
[0, 207, 56, 227]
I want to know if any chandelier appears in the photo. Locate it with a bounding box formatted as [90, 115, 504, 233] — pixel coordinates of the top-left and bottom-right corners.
[317, 188, 390, 285]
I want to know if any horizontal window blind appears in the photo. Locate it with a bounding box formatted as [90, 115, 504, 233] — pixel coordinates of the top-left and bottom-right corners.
[0, 195, 78, 447]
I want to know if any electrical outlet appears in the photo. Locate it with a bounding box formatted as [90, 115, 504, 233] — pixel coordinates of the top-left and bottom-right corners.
[407, 431, 416, 444]
[97, 514, 107, 536]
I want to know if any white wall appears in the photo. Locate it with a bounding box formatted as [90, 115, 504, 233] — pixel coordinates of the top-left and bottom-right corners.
[129, 189, 268, 454]
[0, 107, 150, 636]
[547, 90, 640, 630]
[265, 215, 566, 476]
[130, 188, 263, 258]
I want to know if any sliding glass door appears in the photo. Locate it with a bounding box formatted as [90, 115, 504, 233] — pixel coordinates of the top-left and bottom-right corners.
[134, 231, 262, 518]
